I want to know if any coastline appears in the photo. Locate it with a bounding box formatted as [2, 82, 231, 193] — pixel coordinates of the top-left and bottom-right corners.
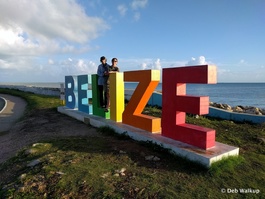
[0, 85, 60, 96]
[1, 82, 265, 109]
[1, 84, 265, 123]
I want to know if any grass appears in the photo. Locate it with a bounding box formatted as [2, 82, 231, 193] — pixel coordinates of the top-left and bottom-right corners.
[0, 88, 265, 198]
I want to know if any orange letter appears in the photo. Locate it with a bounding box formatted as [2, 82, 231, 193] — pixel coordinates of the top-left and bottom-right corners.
[123, 70, 161, 132]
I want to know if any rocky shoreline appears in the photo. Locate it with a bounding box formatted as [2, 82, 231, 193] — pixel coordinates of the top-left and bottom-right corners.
[210, 102, 265, 116]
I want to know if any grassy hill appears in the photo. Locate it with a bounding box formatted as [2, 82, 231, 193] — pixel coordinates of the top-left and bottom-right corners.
[0, 88, 264, 198]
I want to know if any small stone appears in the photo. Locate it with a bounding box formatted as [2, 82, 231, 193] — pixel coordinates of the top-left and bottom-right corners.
[32, 143, 43, 147]
[223, 104, 232, 111]
[56, 171, 65, 175]
[18, 186, 26, 192]
[120, 168, 126, 173]
[101, 172, 110, 178]
[259, 137, 265, 143]
[145, 155, 160, 161]
[19, 173, 27, 180]
[153, 156, 160, 161]
[25, 149, 38, 155]
[27, 159, 41, 167]
[119, 150, 126, 154]
[145, 155, 154, 161]
[232, 106, 244, 113]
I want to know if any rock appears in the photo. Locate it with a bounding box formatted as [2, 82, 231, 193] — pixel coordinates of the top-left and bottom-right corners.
[19, 173, 27, 180]
[119, 150, 126, 154]
[25, 149, 38, 155]
[120, 168, 126, 173]
[145, 155, 154, 161]
[210, 102, 265, 115]
[232, 106, 244, 113]
[258, 137, 265, 143]
[18, 186, 26, 192]
[153, 156, 160, 161]
[115, 168, 126, 174]
[56, 171, 65, 175]
[27, 159, 41, 167]
[32, 143, 42, 147]
[145, 155, 160, 161]
[101, 172, 110, 178]
[223, 104, 232, 111]
[113, 168, 126, 177]
[245, 107, 262, 115]
[211, 103, 232, 111]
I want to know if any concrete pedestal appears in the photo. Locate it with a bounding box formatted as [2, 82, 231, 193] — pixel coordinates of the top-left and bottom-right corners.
[58, 106, 239, 168]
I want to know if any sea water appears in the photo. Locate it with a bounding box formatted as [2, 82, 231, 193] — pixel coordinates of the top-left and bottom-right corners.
[125, 82, 265, 109]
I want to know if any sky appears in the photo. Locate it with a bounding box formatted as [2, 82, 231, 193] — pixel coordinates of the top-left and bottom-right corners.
[0, 0, 265, 83]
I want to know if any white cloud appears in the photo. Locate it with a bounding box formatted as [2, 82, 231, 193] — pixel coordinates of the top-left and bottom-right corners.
[0, 0, 109, 82]
[133, 12, 141, 21]
[154, 59, 162, 70]
[131, 0, 148, 10]
[61, 59, 97, 76]
[48, 59, 54, 65]
[139, 58, 161, 70]
[0, 0, 109, 58]
[0, 1, 109, 44]
[239, 59, 245, 64]
[130, 0, 148, 21]
[0, 57, 98, 82]
[141, 63, 147, 70]
[186, 56, 207, 66]
[117, 4, 128, 16]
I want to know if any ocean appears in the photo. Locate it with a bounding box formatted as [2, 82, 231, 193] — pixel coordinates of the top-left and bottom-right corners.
[1, 82, 265, 109]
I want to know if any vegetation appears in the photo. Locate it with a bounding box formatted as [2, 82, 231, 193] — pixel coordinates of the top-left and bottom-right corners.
[0, 88, 264, 198]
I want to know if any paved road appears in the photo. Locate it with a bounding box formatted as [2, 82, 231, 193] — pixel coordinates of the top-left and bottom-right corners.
[0, 97, 5, 112]
[0, 94, 27, 132]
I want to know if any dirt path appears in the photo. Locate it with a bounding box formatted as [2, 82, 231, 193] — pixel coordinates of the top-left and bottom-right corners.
[0, 108, 99, 164]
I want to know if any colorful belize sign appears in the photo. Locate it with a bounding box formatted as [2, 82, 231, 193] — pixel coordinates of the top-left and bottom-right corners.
[65, 65, 217, 150]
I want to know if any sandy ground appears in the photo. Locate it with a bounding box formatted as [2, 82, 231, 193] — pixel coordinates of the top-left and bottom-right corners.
[0, 95, 99, 164]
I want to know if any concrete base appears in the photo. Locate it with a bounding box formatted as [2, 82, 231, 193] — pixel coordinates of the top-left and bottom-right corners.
[58, 106, 239, 168]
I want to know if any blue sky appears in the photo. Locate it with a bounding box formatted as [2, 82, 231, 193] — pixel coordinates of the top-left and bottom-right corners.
[0, 0, 264, 83]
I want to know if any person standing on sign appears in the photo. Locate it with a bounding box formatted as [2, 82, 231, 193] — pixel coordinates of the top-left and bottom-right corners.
[97, 56, 110, 109]
[105, 58, 120, 112]
[109, 58, 120, 72]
